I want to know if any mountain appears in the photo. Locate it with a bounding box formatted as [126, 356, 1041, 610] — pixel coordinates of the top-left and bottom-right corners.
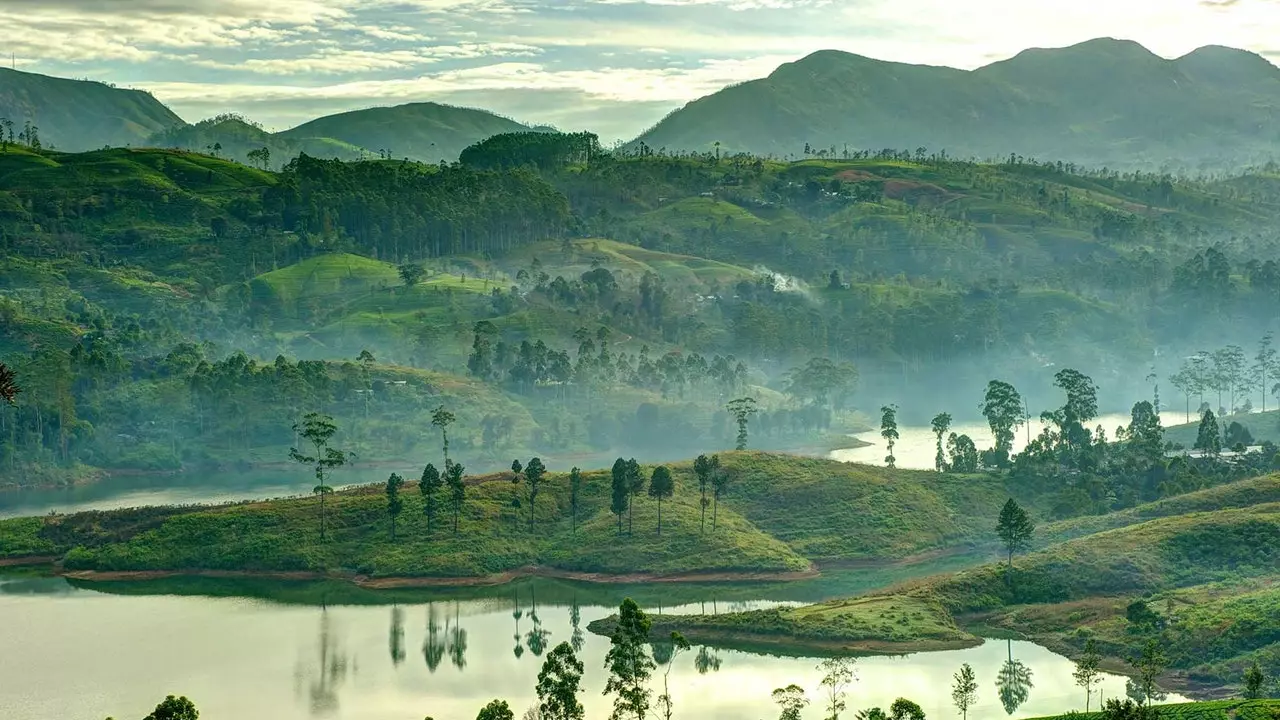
[0, 67, 184, 151]
[633, 38, 1280, 171]
[147, 115, 367, 167]
[277, 102, 540, 163]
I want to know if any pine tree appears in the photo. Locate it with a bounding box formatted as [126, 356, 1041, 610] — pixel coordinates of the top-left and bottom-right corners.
[995, 498, 1035, 568]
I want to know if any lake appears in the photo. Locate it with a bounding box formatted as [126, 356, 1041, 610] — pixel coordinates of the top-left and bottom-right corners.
[0, 574, 1185, 720]
[830, 412, 1187, 470]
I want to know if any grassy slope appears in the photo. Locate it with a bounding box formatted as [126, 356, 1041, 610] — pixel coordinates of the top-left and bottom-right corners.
[0, 453, 1012, 578]
[617, 477, 1280, 692]
[1027, 700, 1280, 720]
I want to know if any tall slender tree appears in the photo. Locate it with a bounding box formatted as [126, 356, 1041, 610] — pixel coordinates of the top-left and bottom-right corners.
[726, 397, 759, 450]
[610, 458, 629, 536]
[290, 413, 349, 541]
[818, 656, 855, 720]
[880, 404, 900, 468]
[1255, 333, 1277, 414]
[420, 463, 443, 535]
[385, 472, 405, 540]
[648, 465, 674, 536]
[952, 663, 978, 720]
[711, 463, 730, 530]
[569, 466, 583, 535]
[982, 381, 1024, 466]
[432, 405, 456, 468]
[1072, 638, 1102, 711]
[524, 457, 547, 532]
[603, 598, 654, 720]
[626, 458, 644, 535]
[0, 362, 18, 405]
[693, 454, 719, 533]
[446, 461, 466, 535]
[930, 413, 952, 472]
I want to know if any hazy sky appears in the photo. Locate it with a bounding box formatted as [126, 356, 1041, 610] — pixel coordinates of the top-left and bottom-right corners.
[5, 0, 1279, 140]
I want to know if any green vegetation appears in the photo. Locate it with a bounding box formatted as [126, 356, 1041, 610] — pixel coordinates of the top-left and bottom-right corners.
[0, 67, 183, 151]
[635, 39, 1280, 172]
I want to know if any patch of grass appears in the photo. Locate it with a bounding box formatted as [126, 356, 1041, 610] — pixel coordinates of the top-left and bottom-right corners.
[1027, 700, 1280, 720]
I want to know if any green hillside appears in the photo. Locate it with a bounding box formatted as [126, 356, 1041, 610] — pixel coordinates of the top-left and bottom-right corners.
[279, 102, 537, 163]
[0, 67, 184, 151]
[634, 38, 1280, 171]
[147, 116, 368, 168]
[0, 452, 1012, 577]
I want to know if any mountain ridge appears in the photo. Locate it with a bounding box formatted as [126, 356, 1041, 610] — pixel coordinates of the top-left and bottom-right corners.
[633, 38, 1280, 171]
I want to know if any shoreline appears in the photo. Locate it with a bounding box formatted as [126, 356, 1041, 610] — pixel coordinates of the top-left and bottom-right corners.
[53, 563, 821, 589]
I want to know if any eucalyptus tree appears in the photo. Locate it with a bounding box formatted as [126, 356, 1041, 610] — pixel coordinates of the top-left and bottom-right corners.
[880, 405, 899, 468]
[930, 413, 952, 471]
[537, 642, 585, 720]
[726, 397, 759, 450]
[432, 405, 456, 468]
[611, 458, 629, 535]
[952, 663, 977, 720]
[524, 457, 547, 532]
[420, 463, 443, 535]
[385, 473, 405, 540]
[1072, 638, 1102, 711]
[693, 454, 720, 533]
[289, 413, 349, 541]
[1254, 332, 1277, 413]
[648, 465, 674, 536]
[995, 499, 1035, 569]
[447, 461, 466, 535]
[981, 381, 1023, 466]
[568, 467, 583, 534]
[603, 598, 654, 720]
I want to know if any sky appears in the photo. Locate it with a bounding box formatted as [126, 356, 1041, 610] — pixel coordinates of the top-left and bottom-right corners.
[4, 0, 1280, 141]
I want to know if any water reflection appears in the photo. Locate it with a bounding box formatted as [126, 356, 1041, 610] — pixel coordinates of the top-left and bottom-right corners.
[524, 587, 550, 658]
[996, 640, 1034, 715]
[694, 646, 723, 674]
[449, 603, 469, 670]
[298, 609, 353, 717]
[389, 606, 406, 667]
[569, 595, 585, 653]
[424, 604, 446, 672]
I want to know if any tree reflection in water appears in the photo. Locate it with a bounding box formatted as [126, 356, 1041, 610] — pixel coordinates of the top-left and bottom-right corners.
[448, 601, 469, 670]
[389, 605, 406, 667]
[569, 594, 585, 653]
[423, 603, 446, 673]
[300, 607, 352, 717]
[524, 586, 550, 658]
[996, 639, 1034, 715]
[512, 590, 525, 660]
[694, 646, 722, 674]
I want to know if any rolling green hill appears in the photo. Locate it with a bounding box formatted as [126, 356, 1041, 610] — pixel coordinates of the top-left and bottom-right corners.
[634, 38, 1280, 171]
[147, 116, 367, 167]
[278, 102, 539, 163]
[0, 67, 184, 151]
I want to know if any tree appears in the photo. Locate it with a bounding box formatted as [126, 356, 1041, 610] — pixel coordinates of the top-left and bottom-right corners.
[569, 467, 583, 534]
[996, 641, 1034, 715]
[144, 695, 199, 720]
[1243, 660, 1267, 699]
[477, 700, 515, 720]
[726, 397, 758, 450]
[290, 413, 349, 541]
[525, 457, 547, 532]
[880, 404, 899, 468]
[603, 598, 654, 720]
[982, 381, 1024, 465]
[654, 632, 691, 720]
[693, 454, 719, 533]
[995, 498, 1035, 569]
[647, 465, 675, 536]
[1073, 638, 1103, 711]
[1049, 368, 1099, 450]
[398, 263, 425, 287]
[772, 684, 809, 720]
[537, 642, 585, 720]
[931, 413, 952, 471]
[1195, 410, 1222, 456]
[1256, 333, 1277, 414]
[431, 405, 456, 468]
[610, 458, 629, 535]
[446, 461, 466, 535]
[385, 473, 405, 540]
[246, 146, 271, 170]
[818, 656, 856, 720]
[0, 362, 19, 404]
[420, 463, 443, 535]
[889, 698, 925, 720]
[947, 433, 979, 473]
[953, 663, 978, 720]
[711, 461, 729, 530]
[626, 458, 644, 535]
[1128, 638, 1168, 707]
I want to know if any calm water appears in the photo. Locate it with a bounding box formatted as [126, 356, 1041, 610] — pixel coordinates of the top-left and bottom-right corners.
[830, 412, 1186, 469]
[0, 575, 1185, 720]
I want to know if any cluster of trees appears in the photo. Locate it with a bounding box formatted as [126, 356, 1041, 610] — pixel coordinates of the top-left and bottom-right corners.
[1169, 333, 1279, 421]
[461, 132, 602, 171]
[0, 118, 41, 150]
